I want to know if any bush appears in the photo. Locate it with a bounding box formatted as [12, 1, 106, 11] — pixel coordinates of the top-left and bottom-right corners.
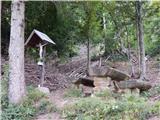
[141, 84, 160, 98]
[62, 94, 156, 120]
[64, 87, 82, 98]
[2, 104, 36, 120]
[1, 74, 55, 120]
[1, 64, 9, 109]
[2, 86, 55, 120]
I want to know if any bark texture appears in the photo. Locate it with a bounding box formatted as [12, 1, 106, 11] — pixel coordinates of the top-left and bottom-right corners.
[87, 37, 90, 74]
[9, 1, 26, 104]
[136, 1, 146, 79]
[118, 79, 152, 91]
[89, 66, 130, 81]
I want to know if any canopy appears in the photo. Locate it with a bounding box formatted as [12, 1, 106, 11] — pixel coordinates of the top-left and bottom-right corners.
[25, 29, 55, 47]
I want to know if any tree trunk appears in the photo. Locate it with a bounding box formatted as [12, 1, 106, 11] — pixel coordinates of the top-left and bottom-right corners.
[136, 15, 141, 74]
[0, 1, 1, 82]
[126, 26, 135, 77]
[136, 1, 146, 79]
[8, 1, 26, 104]
[118, 79, 152, 91]
[87, 37, 90, 74]
[103, 13, 107, 53]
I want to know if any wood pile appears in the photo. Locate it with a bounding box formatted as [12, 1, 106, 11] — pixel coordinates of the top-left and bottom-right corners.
[89, 66, 130, 81]
[73, 66, 152, 95]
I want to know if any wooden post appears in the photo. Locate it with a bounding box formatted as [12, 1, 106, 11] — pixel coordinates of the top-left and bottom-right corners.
[41, 46, 46, 86]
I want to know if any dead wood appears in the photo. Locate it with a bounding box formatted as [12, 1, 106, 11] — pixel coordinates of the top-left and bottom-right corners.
[89, 66, 130, 81]
[117, 79, 152, 91]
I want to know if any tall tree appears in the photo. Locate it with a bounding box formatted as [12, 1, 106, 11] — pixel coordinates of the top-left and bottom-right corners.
[8, 0, 26, 104]
[135, 1, 146, 79]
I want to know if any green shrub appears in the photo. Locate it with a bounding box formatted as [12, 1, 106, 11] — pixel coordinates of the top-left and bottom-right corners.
[37, 98, 57, 114]
[141, 84, 160, 98]
[27, 86, 46, 103]
[2, 84, 55, 120]
[62, 94, 154, 120]
[2, 104, 36, 120]
[1, 64, 9, 109]
[64, 87, 82, 98]
[149, 101, 160, 117]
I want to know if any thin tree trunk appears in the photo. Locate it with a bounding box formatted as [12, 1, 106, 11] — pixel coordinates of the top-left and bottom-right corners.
[136, 1, 146, 80]
[103, 13, 107, 53]
[87, 37, 90, 74]
[9, 1, 26, 104]
[136, 8, 141, 74]
[0, 1, 1, 82]
[126, 26, 135, 77]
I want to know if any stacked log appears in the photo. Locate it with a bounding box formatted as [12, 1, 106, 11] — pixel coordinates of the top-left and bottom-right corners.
[118, 79, 152, 91]
[89, 66, 130, 81]
[73, 66, 152, 95]
[93, 77, 111, 92]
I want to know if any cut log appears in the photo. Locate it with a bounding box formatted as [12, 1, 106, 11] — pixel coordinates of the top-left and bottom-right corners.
[117, 79, 152, 91]
[89, 66, 130, 81]
[93, 77, 111, 92]
[93, 77, 111, 88]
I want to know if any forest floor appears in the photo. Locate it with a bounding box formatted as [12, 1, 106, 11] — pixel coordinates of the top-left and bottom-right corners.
[2, 45, 160, 120]
[34, 59, 160, 120]
[33, 46, 159, 120]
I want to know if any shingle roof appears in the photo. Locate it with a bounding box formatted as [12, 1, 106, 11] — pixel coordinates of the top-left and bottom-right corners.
[25, 29, 55, 46]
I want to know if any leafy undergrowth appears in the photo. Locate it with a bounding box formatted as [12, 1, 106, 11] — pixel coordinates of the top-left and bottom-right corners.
[1, 64, 56, 120]
[62, 88, 160, 120]
[64, 86, 83, 98]
[142, 84, 160, 98]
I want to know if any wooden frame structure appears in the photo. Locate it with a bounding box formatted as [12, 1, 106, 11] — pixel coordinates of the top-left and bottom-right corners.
[25, 29, 55, 86]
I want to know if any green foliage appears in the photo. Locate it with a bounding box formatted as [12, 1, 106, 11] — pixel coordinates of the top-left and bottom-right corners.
[64, 87, 82, 98]
[2, 1, 160, 58]
[1, 81, 55, 120]
[62, 93, 158, 120]
[26, 86, 46, 103]
[37, 98, 57, 114]
[2, 104, 36, 120]
[109, 53, 128, 62]
[1, 64, 9, 109]
[141, 84, 160, 98]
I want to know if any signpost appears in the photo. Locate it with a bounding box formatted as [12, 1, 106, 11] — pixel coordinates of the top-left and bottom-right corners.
[25, 29, 55, 87]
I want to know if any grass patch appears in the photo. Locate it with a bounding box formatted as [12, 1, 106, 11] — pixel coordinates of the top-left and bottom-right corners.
[1, 64, 56, 120]
[141, 84, 160, 98]
[62, 93, 160, 120]
[64, 87, 82, 98]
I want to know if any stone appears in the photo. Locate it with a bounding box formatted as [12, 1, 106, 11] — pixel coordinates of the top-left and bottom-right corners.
[37, 86, 50, 95]
[131, 88, 140, 95]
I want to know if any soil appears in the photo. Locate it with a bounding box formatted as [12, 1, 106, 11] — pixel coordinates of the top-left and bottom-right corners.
[1, 45, 160, 120]
[25, 52, 160, 120]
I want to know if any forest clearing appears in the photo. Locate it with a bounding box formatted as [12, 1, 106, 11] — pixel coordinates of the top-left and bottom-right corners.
[1, 1, 160, 120]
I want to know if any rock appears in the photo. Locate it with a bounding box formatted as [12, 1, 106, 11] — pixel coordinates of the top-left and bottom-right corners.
[89, 66, 130, 81]
[131, 88, 140, 95]
[37, 86, 50, 94]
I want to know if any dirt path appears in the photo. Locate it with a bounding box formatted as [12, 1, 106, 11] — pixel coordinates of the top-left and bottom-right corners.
[35, 89, 77, 120]
[35, 89, 65, 120]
